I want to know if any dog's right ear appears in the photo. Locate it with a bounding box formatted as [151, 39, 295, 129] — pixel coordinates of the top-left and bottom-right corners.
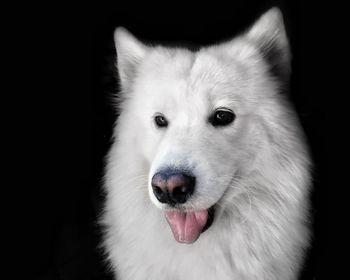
[114, 27, 148, 90]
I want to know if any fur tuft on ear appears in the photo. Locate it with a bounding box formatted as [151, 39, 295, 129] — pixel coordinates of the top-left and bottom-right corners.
[114, 27, 148, 90]
[246, 7, 291, 83]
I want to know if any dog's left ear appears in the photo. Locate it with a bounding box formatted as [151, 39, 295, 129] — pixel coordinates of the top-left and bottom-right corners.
[246, 7, 290, 82]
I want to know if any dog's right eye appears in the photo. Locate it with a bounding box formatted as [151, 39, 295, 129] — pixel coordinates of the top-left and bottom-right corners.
[154, 114, 168, 128]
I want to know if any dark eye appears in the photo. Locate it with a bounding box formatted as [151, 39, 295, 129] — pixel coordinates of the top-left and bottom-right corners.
[209, 109, 235, 127]
[154, 114, 168, 128]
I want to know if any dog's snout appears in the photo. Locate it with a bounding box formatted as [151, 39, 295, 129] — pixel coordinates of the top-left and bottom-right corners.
[151, 171, 195, 205]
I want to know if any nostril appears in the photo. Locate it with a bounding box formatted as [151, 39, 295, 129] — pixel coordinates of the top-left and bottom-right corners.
[154, 186, 163, 197]
[171, 185, 191, 204]
[180, 186, 187, 193]
[172, 186, 183, 196]
[152, 184, 169, 204]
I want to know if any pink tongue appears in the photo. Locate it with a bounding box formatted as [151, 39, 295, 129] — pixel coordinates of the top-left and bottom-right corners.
[164, 210, 208, 243]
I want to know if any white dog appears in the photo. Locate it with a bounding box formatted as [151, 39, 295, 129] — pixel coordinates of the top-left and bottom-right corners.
[102, 7, 311, 280]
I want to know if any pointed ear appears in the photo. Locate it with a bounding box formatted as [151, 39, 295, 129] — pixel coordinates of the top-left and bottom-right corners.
[114, 27, 148, 90]
[246, 7, 291, 82]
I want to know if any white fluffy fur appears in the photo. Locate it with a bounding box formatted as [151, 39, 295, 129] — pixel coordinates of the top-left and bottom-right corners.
[102, 7, 311, 280]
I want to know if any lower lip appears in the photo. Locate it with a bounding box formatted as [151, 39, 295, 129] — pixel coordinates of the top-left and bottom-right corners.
[202, 206, 215, 233]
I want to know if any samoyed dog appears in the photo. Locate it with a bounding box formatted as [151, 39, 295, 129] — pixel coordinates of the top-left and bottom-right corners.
[102, 7, 311, 280]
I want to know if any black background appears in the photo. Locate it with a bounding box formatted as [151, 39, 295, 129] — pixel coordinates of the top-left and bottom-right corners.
[19, 0, 327, 279]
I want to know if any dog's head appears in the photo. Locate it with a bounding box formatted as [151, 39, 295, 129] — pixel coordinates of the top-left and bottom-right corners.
[114, 8, 290, 243]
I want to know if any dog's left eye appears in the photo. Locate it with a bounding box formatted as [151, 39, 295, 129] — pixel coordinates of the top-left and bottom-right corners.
[209, 109, 235, 127]
[154, 114, 168, 128]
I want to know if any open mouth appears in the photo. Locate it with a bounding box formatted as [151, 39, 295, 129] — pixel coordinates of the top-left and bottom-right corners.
[164, 205, 215, 244]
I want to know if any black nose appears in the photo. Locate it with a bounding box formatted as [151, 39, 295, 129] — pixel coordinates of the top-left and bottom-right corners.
[151, 171, 195, 205]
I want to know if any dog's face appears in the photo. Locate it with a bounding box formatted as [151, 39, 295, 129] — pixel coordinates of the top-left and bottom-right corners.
[114, 8, 290, 243]
[132, 51, 257, 210]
